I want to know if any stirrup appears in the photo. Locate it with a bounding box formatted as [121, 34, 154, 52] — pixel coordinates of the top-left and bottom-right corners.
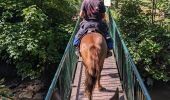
[75, 47, 80, 57]
[75, 50, 80, 57]
[106, 50, 112, 58]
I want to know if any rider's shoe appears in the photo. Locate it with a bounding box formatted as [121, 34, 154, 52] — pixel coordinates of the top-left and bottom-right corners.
[106, 50, 112, 58]
[75, 47, 80, 57]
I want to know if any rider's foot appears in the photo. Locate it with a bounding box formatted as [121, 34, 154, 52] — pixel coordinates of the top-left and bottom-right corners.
[75, 47, 80, 57]
[106, 50, 112, 58]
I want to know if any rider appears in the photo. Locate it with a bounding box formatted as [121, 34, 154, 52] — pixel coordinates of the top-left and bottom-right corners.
[73, 0, 113, 56]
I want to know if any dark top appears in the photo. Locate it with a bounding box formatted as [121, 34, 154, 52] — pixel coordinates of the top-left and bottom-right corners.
[81, 0, 106, 21]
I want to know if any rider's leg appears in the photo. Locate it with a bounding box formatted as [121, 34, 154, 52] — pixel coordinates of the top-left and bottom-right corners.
[104, 31, 113, 50]
[73, 21, 86, 56]
[98, 22, 113, 57]
[99, 22, 113, 50]
[73, 38, 80, 57]
[73, 30, 82, 57]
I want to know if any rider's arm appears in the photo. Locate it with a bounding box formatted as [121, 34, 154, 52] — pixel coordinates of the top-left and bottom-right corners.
[79, 0, 85, 19]
[79, 10, 84, 18]
[99, 1, 107, 22]
[101, 13, 106, 19]
[102, 13, 108, 23]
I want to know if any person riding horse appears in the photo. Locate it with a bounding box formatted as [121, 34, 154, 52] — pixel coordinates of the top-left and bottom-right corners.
[73, 0, 113, 56]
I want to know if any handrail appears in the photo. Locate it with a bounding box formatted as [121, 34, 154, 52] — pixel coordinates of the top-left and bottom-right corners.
[107, 8, 151, 100]
[45, 18, 80, 100]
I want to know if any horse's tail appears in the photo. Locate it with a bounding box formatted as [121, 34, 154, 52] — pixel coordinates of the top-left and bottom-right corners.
[85, 45, 99, 97]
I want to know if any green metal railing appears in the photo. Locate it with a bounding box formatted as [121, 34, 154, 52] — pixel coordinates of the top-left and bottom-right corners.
[45, 18, 80, 100]
[107, 9, 151, 100]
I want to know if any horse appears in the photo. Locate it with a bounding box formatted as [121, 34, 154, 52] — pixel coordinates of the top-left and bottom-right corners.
[80, 31, 107, 100]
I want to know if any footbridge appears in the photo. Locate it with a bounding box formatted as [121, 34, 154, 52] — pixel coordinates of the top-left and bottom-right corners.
[45, 8, 151, 100]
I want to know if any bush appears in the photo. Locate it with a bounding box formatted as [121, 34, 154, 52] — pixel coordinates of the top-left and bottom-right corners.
[0, 0, 76, 79]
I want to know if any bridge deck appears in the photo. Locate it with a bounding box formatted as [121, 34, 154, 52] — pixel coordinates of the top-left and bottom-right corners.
[70, 51, 125, 100]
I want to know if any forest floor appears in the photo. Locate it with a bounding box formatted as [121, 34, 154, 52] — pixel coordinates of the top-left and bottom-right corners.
[151, 67, 170, 100]
[0, 60, 55, 100]
[0, 78, 48, 100]
[151, 81, 170, 100]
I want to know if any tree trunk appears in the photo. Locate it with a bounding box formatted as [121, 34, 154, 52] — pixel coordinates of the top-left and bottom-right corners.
[152, 0, 156, 24]
[115, 0, 119, 9]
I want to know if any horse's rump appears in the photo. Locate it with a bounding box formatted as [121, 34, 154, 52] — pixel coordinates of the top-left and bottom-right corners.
[80, 32, 107, 64]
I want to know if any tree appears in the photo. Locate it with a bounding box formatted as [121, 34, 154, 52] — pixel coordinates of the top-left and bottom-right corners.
[119, 1, 170, 82]
[0, 0, 80, 79]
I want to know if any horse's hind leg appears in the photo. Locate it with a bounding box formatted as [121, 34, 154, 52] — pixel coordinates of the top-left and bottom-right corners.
[84, 89, 92, 100]
[96, 65, 104, 91]
[84, 68, 93, 100]
[85, 92, 92, 100]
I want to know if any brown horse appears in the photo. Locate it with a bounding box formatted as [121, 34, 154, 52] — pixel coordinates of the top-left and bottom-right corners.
[80, 32, 107, 100]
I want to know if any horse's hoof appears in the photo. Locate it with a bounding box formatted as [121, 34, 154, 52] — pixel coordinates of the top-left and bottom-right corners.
[106, 50, 112, 58]
[84, 91, 89, 97]
[84, 92, 87, 97]
[84, 91, 92, 100]
[98, 86, 106, 91]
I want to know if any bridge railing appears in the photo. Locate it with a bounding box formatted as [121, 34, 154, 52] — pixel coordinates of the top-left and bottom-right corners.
[45, 18, 80, 100]
[107, 9, 151, 100]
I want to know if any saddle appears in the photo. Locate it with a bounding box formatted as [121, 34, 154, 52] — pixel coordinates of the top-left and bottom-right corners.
[86, 27, 98, 33]
[84, 26, 104, 38]
[80, 20, 105, 36]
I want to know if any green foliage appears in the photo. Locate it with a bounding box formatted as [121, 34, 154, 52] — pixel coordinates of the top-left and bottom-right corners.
[119, 1, 148, 38]
[120, 1, 142, 18]
[119, 1, 170, 81]
[0, 0, 77, 79]
[22, 5, 47, 26]
[156, 0, 169, 12]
